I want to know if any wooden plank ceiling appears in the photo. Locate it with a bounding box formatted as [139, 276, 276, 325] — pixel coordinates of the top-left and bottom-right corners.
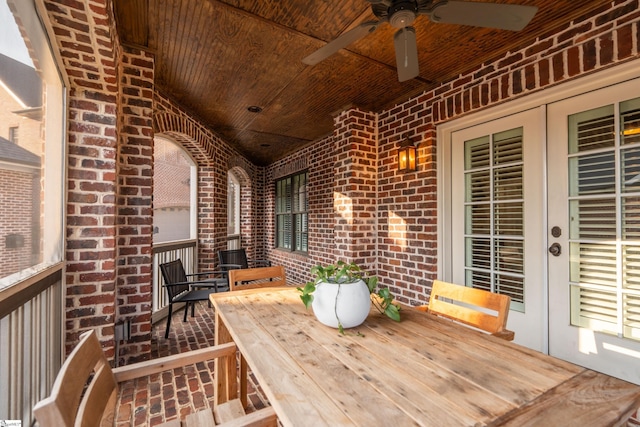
[114, 0, 606, 166]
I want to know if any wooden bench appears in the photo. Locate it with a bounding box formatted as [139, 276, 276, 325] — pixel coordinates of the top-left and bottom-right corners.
[33, 329, 277, 427]
[417, 279, 515, 341]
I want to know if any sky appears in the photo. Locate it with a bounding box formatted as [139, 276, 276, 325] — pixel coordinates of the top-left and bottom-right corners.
[0, 0, 34, 67]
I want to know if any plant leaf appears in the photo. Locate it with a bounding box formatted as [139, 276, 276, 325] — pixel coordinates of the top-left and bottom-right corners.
[385, 304, 401, 322]
[300, 293, 313, 309]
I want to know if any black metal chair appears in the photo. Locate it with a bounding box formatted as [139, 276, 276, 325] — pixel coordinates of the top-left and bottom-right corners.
[159, 259, 233, 338]
[217, 248, 271, 271]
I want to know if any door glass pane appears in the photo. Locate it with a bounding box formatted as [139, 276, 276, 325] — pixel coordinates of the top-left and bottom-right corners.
[568, 105, 615, 154]
[568, 97, 640, 341]
[569, 198, 616, 240]
[464, 128, 525, 309]
[464, 136, 490, 169]
[621, 97, 640, 146]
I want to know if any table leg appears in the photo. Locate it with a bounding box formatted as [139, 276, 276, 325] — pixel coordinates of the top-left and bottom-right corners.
[240, 354, 248, 408]
[214, 311, 238, 405]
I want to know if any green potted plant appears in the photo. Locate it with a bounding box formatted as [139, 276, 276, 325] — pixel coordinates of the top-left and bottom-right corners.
[297, 260, 401, 333]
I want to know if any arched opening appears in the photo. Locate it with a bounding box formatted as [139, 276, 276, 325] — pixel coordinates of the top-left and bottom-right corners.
[227, 170, 241, 249]
[153, 136, 197, 243]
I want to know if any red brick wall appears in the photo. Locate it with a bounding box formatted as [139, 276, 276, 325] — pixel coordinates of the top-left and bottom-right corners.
[115, 46, 155, 363]
[333, 109, 378, 270]
[0, 168, 36, 276]
[268, 0, 640, 305]
[44, 0, 120, 356]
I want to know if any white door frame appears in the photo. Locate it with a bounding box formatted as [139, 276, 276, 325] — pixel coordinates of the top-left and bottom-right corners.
[437, 58, 640, 355]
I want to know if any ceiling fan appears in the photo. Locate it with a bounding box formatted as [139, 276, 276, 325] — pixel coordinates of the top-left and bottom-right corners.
[302, 0, 538, 82]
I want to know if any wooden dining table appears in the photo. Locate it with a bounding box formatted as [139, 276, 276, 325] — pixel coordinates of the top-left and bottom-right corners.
[209, 286, 640, 426]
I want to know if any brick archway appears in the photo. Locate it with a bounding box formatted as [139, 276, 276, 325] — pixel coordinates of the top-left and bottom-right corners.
[152, 109, 228, 270]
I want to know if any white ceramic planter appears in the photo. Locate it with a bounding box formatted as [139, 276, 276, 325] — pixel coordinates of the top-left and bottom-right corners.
[311, 279, 371, 328]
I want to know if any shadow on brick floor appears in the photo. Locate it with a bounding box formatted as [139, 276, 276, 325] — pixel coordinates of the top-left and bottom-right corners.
[115, 301, 270, 426]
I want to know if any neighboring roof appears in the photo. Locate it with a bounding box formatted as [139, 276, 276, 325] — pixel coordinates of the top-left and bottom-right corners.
[0, 53, 41, 108]
[0, 136, 40, 166]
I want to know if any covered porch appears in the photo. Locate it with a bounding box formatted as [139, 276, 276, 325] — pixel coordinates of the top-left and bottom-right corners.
[2, 0, 640, 425]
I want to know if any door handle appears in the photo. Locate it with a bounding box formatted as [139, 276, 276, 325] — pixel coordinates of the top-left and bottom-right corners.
[548, 243, 561, 257]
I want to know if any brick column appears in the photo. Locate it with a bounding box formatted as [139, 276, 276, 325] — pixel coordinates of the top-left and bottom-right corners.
[333, 108, 378, 272]
[115, 46, 155, 363]
[43, 0, 119, 356]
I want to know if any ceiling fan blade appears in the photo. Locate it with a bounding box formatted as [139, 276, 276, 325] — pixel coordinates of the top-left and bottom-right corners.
[429, 1, 538, 31]
[394, 26, 419, 82]
[302, 21, 381, 65]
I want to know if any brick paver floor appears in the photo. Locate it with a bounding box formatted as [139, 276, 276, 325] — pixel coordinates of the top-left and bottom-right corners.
[115, 301, 269, 426]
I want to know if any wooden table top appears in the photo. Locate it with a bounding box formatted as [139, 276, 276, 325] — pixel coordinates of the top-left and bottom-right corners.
[210, 287, 640, 427]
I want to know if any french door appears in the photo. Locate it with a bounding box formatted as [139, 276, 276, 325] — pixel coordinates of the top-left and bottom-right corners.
[446, 73, 640, 383]
[451, 109, 546, 351]
[547, 79, 640, 384]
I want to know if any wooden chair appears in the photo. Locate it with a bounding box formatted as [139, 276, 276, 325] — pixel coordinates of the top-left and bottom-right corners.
[33, 330, 277, 427]
[222, 265, 287, 409]
[218, 248, 271, 271]
[160, 259, 236, 338]
[418, 280, 515, 341]
[227, 265, 287, 291]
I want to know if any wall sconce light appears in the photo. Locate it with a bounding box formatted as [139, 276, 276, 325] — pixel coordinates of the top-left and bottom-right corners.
[397, 134, 418, 173]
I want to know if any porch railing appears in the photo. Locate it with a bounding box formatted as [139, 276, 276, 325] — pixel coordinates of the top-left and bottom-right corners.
[151, 239, 197, 323]
[0, 263, 64, 425]
[227, 234, 240, 250]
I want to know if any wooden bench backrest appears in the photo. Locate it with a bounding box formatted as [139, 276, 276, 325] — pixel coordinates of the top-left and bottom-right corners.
[33, 330, 117, 427]
[427, 280, 511, 336]
[228, 266, 286, 291]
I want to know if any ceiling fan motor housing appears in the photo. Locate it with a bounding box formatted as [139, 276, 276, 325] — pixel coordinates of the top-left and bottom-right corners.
[388, 1, 419, 28]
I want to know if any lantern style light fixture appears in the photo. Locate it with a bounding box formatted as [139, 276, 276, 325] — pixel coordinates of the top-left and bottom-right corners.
[397, 133, 418, 173]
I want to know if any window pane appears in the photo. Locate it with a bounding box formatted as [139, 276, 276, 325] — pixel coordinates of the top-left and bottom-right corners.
[568, 105, 615, 154]
[568, 98, 640, 340]
[227, 172, 240, 236]
[0, 0, 64, 288]
[465, 170, 490, 202]
[464, 128, 524, 308]
[569, 152, 616, 196]
[622, 147, 640, 192]
[569, 198, 616, 240]
[621, 97, 640, 146]
[464, 136, 490, 169]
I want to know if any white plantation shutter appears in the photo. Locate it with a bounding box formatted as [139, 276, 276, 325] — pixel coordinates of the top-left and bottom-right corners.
[464, 128, 525, 309]
[568, 97, 640, 341]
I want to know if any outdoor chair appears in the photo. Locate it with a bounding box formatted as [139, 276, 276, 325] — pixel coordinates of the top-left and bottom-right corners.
[217, 248, 271, 271]
[160, 259, 235, 338]
[227, 265, 287, 291]
[417, 279, 515, 341]
[33, 329, 277, 427]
